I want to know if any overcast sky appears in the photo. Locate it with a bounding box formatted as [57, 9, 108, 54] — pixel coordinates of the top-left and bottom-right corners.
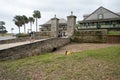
[0, 0, 120, 33]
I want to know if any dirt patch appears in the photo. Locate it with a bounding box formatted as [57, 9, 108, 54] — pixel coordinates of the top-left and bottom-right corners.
[53, 43, 120, 54]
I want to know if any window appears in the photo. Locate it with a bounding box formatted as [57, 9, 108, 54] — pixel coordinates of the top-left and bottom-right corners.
[98, 14, 103, 19]
[97, 24, 101, 29]
[91, 23, 95, 26]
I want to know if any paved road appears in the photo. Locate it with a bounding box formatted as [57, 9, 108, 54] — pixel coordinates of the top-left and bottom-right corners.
[0, 38, 49, 50]
[0, 36, 16, 41]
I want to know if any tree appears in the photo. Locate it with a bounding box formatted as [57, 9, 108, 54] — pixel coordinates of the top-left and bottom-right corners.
[33, 10, 41, 32]
[13, 15, 23, 34]
[29, 17, 35, 32]
[0, 21, 5, 26]
[22, 15, 28, 33]
[0, 21, 7, 35]
[0, 26, 7, 34]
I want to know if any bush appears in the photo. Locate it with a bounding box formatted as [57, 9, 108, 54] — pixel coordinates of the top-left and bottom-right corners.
[16, 33, 29, 38]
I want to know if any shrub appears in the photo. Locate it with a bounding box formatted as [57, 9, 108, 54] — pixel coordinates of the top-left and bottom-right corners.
[16, 33, 29, 38]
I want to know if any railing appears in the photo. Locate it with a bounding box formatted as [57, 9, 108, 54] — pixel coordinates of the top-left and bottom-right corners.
[77, 25, 120, 30]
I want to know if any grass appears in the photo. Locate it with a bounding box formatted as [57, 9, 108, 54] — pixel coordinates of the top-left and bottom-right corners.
[0, 46, 120, 80]
[0, 33, 12, 36]
[107, 31, 120, 35]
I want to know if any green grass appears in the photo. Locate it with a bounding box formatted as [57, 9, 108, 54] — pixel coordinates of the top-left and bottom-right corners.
[0, 33, 12, 36]
[0, 46, 120, 80]
[108, 31, 120, 35]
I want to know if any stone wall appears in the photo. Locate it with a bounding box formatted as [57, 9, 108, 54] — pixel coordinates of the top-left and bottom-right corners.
[67, 15, 76, 37]
[51, 18, 59, 37]
[35, 31, 52, 37]
[72, 29, 107, 43]
[0, 38, 70, 60]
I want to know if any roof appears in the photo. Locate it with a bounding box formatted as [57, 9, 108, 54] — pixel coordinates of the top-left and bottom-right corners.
[79, 18, 120, 23]
[117, 12, 120, 16]
[59, 18, 67, 24]
[79, 6, 120, 23]
[42, 18, 67, 26]
[45, 19, 51, 24]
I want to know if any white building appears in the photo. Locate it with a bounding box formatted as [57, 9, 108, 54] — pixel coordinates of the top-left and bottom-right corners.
[78, 6, 120, 31]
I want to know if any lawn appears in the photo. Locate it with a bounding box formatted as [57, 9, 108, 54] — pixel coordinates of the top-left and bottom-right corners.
[107, 31, 120, 35]
[0, 33, 12, 36]
[0, 46, 120, 80]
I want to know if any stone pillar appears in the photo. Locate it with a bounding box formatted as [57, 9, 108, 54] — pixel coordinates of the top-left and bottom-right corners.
[51, 15, 59, 37]
[67, 12, 76, 37]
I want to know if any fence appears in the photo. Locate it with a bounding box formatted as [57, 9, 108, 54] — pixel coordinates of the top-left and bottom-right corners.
[107, 35, 120, 43]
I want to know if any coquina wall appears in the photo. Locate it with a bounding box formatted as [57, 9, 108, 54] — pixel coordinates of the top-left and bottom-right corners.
[72, 29, 107, 43]
[0, 38, 70, 60]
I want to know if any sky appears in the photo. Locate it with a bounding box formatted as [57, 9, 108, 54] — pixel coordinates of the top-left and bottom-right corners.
[0, 0, 120, 33]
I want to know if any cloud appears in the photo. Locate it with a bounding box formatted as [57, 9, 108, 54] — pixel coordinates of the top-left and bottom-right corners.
[0, 0, 120, 33]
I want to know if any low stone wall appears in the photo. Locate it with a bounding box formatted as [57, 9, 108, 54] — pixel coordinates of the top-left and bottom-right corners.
[35, 31, 52, 37]
[72, 29, 107, 43]
[0, 38, 70, 60]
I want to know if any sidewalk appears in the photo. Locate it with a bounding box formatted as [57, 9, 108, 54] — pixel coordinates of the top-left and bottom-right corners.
[0, 38, 48, 50]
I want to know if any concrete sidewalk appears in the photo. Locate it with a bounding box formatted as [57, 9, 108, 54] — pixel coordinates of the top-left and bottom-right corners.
[0, 39, 48, 50]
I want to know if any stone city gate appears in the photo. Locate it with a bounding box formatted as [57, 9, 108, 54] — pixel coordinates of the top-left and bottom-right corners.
[40, 12, 76, 38]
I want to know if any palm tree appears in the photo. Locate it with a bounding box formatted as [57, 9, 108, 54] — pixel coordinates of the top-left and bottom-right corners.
[22, 15, 28, 33]
[33, 10, 41, 32]
[0, 21, 5, 26]
[29, 17, 35, 32]
[0, 21, 6, 35]
[13, 15, 23, 34]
